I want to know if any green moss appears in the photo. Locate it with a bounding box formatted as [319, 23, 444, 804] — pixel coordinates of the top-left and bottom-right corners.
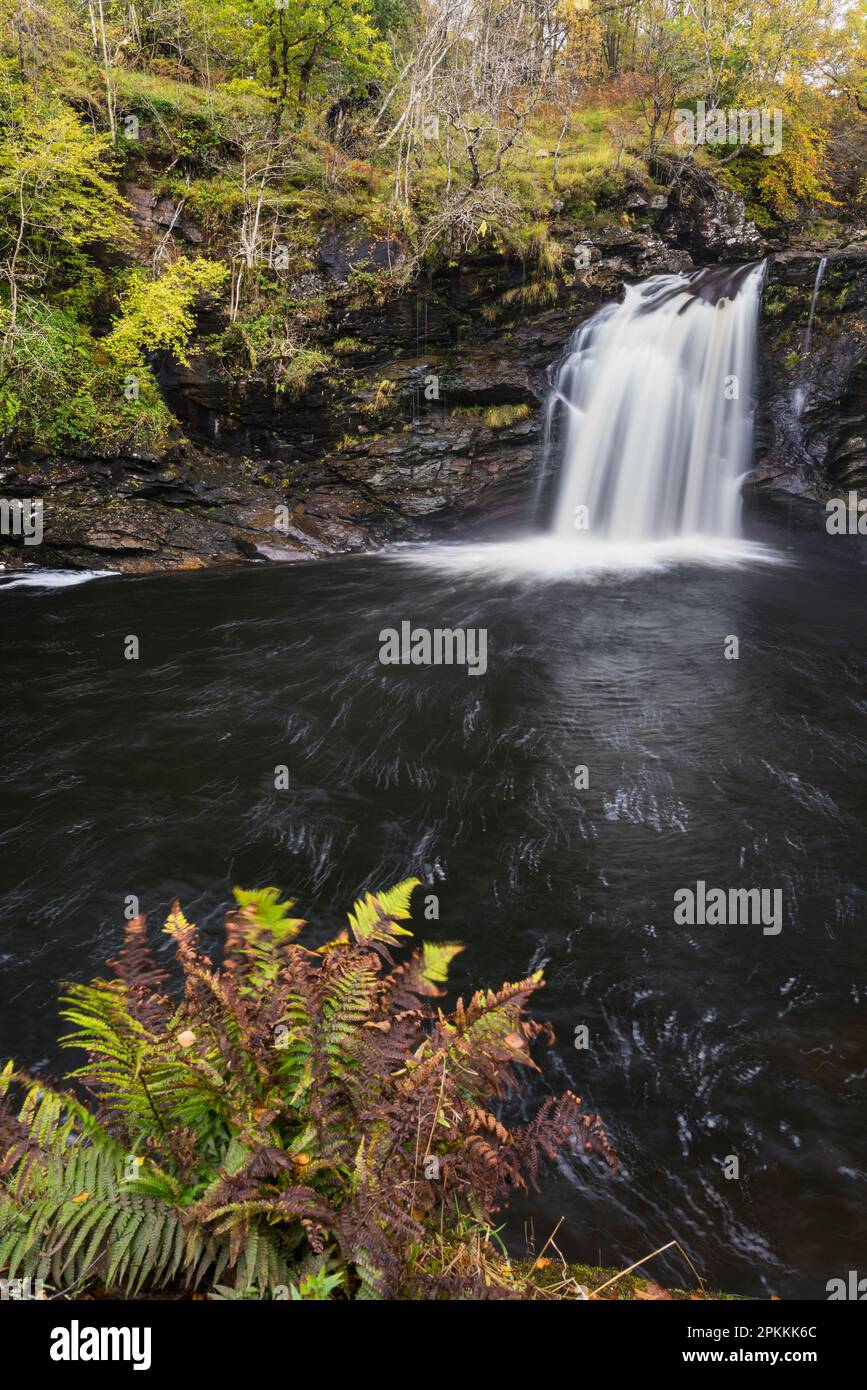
[332, 336, 371, 355]
[453, 402, 531, 428]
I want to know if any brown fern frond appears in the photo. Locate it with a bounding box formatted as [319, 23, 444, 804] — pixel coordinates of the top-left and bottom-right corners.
[106, 914, 171, 1030]
[0, 1072, 44, 1189]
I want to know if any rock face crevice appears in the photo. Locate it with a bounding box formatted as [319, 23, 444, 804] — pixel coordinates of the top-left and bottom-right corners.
[3, 173, 865, 573]
[751, 250, 867, 502]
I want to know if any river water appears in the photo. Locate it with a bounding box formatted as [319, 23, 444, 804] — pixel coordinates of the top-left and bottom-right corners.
[2, 509, 866, 1298]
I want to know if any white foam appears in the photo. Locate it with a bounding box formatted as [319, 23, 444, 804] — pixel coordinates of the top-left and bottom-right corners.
[383, 528, 789, 578]
[383, 535, 789, 582]
[0, 568, 119, 592]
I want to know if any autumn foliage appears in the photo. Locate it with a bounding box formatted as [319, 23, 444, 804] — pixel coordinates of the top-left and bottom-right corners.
[0, 879, 615, 1299]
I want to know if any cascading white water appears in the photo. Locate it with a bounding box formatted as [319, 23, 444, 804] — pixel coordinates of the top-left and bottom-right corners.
[545, 263, 766, 543]
[803, 255, 828, 360]
[794, 255, 827, 419]
[400, 259, 786, 578]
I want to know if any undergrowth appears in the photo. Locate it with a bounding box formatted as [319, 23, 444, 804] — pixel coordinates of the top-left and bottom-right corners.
[0, 878, 615, 1300]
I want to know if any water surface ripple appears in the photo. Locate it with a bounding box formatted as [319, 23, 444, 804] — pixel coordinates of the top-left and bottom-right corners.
[1, 517, 865, 1298]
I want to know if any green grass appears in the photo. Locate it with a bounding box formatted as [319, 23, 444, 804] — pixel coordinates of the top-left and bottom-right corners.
[114, 68, 217, 119]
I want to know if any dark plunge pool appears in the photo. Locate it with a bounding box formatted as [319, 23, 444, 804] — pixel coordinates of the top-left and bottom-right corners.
[2, 510, 866, 1298]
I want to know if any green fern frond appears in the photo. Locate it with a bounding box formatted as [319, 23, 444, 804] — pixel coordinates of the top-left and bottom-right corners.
[322, 960, 381, 1081]
[420, 941, 464, 987]
[347, 878, 420, 948]
[228, 888, 306, 991]
[232, 888, 305, 939]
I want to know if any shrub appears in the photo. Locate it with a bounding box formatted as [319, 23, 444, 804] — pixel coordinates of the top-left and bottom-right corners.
[106, 257, 228, 370]
[0, 298, 173, 452]
[0, 880, 614, 1300]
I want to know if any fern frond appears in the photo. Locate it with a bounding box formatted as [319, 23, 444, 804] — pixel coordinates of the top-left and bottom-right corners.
[347, 878, 420, 949]
[2, 882, 616, 1301]
[421, 941, 464, 987]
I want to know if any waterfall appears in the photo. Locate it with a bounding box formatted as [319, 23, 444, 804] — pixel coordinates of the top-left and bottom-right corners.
[402, 259, 786, 578]
[544, 263, 766, 543]
[794, 255, 827, 419]
[803, 255, 827, 360]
